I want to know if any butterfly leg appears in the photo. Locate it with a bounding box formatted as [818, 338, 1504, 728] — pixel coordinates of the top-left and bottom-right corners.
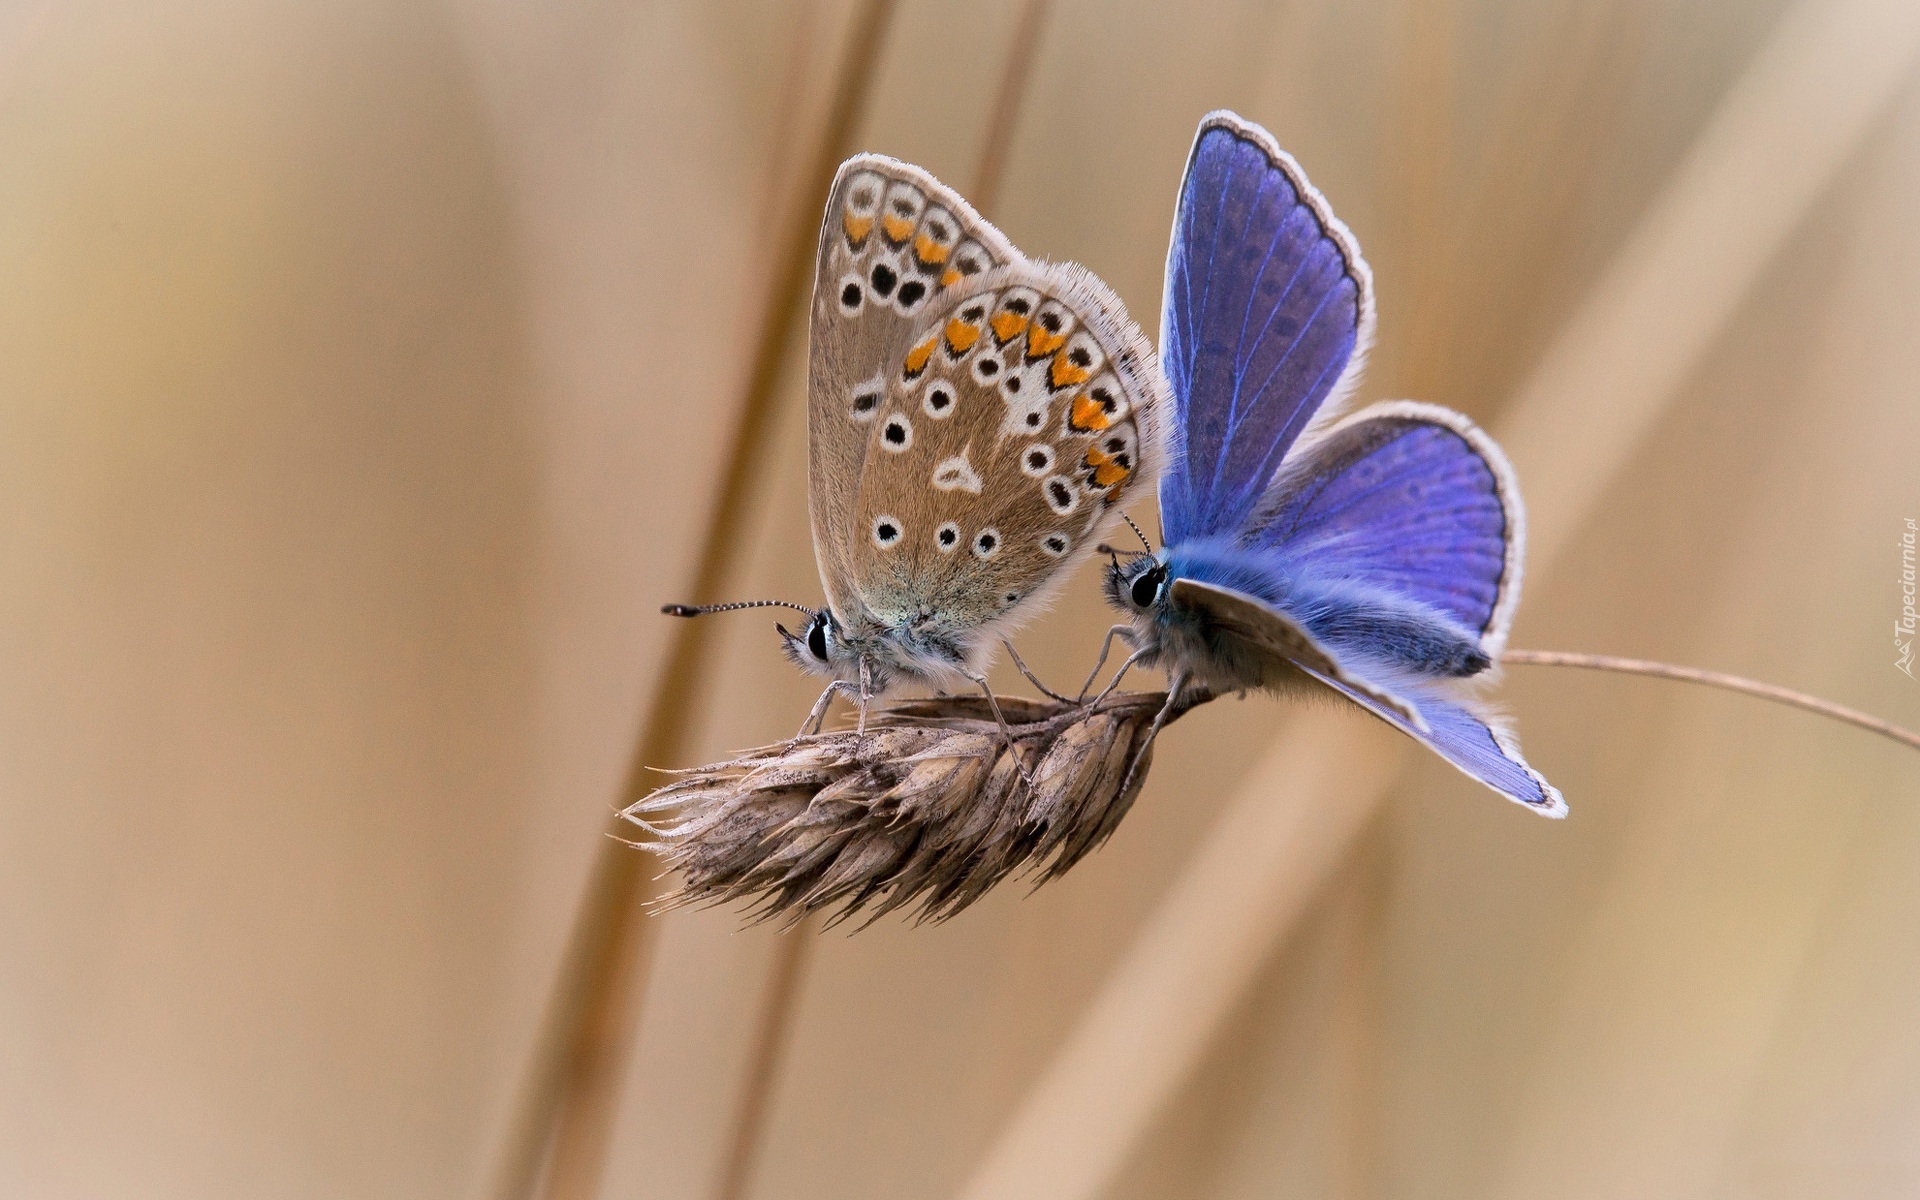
[855, 658, 874, 737]
[797, 679, 856, 739]
[1115, 670, 1186, 802]
[1085, 645, 1150, 711]
[963, 669, 1036, 787]
[1003, 639, 1071, 703]
[1076, 625, 1138, 702]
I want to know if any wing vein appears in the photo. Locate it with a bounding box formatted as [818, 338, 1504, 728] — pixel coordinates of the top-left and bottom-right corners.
[1222, 170, 1283, 436]
[1208, 276, 1346, 508]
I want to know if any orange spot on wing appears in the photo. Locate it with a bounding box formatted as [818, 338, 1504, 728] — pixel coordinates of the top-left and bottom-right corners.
[881, 213, 914, 244]
[990, 312, 1029, 344]
[940, 267, 963, 287]
[903, 334, 937, 379]
[1026, 324, 1067, 359]
[943, 319, 981, 356]
[1050, 351, 1091, 390]
[1069, 393, 1111, 431]
[842, 213, 873, 248]
[913, 234, 950, 265]
[1085, 447, 1131, 488]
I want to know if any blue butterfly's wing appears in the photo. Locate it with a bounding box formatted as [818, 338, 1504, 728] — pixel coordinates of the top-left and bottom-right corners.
[1161, 578, 1560, 813]
[1167, 577, 1425, 729]
[1253, 401, 1524, 650]
[1159, 111, 1374, 544]
[1302, 666, 1565, 816]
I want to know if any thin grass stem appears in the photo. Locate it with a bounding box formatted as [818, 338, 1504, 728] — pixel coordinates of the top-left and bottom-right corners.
[1503, 648, 1920, 752]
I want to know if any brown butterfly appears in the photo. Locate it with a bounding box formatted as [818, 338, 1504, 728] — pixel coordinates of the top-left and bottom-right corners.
[669, 153, 1168, 739]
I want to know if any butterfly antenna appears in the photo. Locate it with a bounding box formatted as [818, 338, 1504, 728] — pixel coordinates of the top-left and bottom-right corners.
[1120, 511, 1155, 554]
[662, 599, 818, 619]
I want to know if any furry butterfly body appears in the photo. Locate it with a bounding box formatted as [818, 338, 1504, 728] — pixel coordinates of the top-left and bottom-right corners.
[1100, 112, 1562, 815]
[674, 153, 1167, 732]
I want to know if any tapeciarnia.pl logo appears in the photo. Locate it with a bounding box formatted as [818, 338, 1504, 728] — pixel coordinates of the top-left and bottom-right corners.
[1899, 517, 1917, 679]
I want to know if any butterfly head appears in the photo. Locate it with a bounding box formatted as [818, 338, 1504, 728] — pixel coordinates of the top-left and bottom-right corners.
[777, 608, 919, 694]
[777, 608, 850, 679]
[1103, 547, 1169, 616]
[1100, 504, 1169, 617]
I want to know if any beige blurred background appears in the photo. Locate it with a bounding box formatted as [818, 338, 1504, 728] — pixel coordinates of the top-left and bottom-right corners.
[4, 1, 1920, 1197]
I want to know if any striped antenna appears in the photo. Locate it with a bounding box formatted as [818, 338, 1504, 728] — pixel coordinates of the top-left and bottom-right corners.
[662, 600, 818, 618]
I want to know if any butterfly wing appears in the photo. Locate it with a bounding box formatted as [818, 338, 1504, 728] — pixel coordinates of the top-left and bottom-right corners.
[1301, 665, 1565, 816]
[1253, 400, 1524, 652]
[845, 262, 1165, 667]
[1164, 581, 1560, 813]
[810, 155, 1019, 623]
[1159, 111, 1375, 544]
[1167, 577, 1423, 728]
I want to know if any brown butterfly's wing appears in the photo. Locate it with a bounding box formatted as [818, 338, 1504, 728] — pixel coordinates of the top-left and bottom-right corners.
[808, 155, 1017, 626]
[843, 261, 1166, 667]
[1166, 577, 1427, 729]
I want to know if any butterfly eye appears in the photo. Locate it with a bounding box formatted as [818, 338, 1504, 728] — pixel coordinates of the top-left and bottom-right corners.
[1130, 565, 1166, 609]
[806, 617, 830, 662]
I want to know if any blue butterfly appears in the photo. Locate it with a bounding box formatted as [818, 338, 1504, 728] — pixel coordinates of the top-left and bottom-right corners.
[1097, 111, 1564, 816]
